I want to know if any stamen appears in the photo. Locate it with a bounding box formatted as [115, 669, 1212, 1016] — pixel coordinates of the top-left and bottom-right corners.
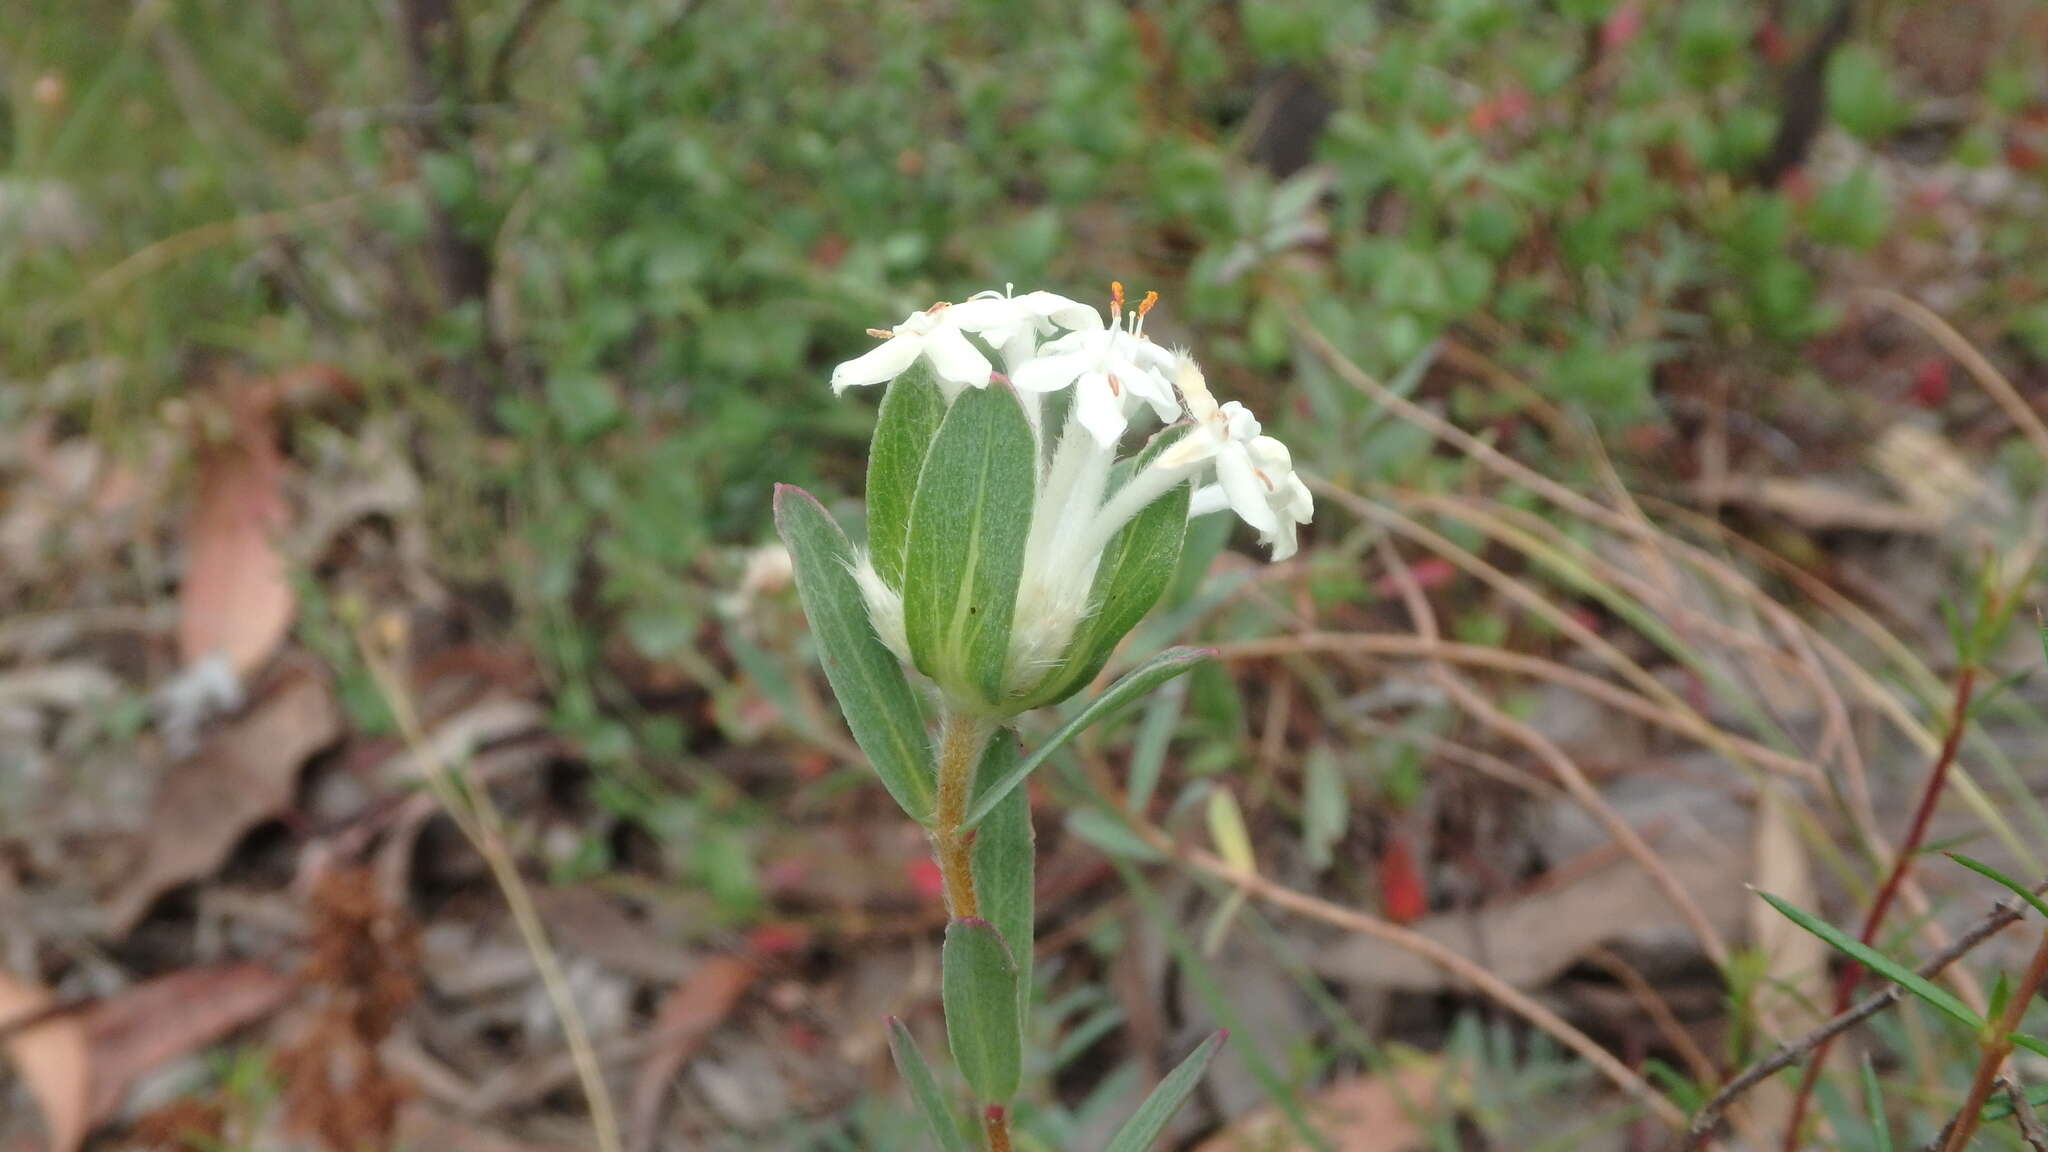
[1109, 281, 1125, 323]
[924, 300, 952, 313]
[1106, 372, 1122, 397]
[866, 328, 895, 339]
[1254, 467, 1277, 493]
[1136, 290, 1158, 316]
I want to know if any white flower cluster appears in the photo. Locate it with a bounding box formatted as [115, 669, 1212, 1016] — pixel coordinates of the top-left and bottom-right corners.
[835, 283, 1313, 695]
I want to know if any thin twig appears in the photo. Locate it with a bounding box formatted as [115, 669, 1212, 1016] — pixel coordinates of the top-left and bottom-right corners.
[357, 618, 623, 1152]
[1781, 664, 1981, 1148]
[2006, 1078, 2048, 1152]
[1688, 894, 2036, 1145]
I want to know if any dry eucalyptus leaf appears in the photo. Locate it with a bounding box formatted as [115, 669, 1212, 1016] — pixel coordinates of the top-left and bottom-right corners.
[0, 970, 90, 1152]
[178, 387, 294, 678]
[103, 670, 341, 934]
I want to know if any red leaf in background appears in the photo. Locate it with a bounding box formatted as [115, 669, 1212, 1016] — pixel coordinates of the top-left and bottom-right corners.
[1467, 86, 1531, 135]
[1600, 1, 1642, 52]
[743, 922, 811, 957]
[1780, 167, 1816, 205]
[1756, 18, 1790, 64]
[1377, 837, 1427, 924]
[1375, 556, 1456, 598]
[906, 856, 946, 902]
[1910, 359, 1951, 408]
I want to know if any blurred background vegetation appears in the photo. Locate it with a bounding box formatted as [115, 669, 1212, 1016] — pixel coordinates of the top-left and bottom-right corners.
[7, 0, 2048, 1148]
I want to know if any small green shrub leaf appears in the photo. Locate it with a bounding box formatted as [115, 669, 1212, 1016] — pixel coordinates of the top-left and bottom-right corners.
[1103, 1031, 1227, 1152]
[887, 1016, 971, 1152]
[965, 647, 1214, 830]
[942, 917, 1023, 1103]
[773, 485, 935, 821]
[1756, 889, 1982, 1033]
[867, 364, 947, 589]
[972, 731, 1035, 1020]
[903, 385, 1036, 706]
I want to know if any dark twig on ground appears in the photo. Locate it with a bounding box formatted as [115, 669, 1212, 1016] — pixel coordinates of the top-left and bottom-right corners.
[1686, 892, 2035, 1147]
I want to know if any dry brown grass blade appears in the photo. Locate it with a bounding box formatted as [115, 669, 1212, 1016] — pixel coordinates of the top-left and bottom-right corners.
[1214, 632, 1817, 785]
[1866, 289, 2048, 461]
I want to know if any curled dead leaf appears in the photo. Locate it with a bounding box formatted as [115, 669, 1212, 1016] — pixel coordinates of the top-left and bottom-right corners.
[178, 382, 294, 678]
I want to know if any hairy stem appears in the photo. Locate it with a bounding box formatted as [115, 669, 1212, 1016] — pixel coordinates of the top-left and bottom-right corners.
[933, 710, 991, 918]
[1782, 664, 1979, 1149]
[1942, 929, 2048, 1152]
[985, 1105, 1014, 1152]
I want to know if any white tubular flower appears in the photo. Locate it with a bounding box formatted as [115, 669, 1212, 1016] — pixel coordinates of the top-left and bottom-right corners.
[831, 304, 992, 396]
[1011, 284, 1181, 447]
[947, 286, 1102, 371]
[1165, 352, 1312, 560]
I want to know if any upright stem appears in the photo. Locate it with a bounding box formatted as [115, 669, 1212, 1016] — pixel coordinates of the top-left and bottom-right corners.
[932, 709, 991, 918]
[985, 1105, 1014, 1151]
[1781, 664, 1979, 1149]
[1942, 928, 2048, 1152]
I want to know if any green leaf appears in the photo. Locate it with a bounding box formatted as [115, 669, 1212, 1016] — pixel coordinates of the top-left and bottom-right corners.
[972, 732, 1035, 1022]
[867, 364, 947, 589]
[1988, 971, 2013, 1027]
[1065, 807, 1166, 863]
[1859, 1054, 1892, 1152]
[773, 485, 935, 822]
[1756, 890, 1982, 1032]
[1302, 744, 1348, 873]
[887, 1016, 971, 1152]
[1019, 427, 1193, 709]
[1945, 853, 2048, 921]
[964, 647, 1214, 830]
[902, 385, 1036, 706]
[1102, 1031, 1227, 1152]
[942, 917, 1023, 1103]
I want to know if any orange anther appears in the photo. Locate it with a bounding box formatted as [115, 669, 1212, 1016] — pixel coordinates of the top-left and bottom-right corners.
[1107, 372, 1122, 397]
[1137, 290, 1159, 316]
[865, 328, 894, 339]
[1110, 281, 1125, 307]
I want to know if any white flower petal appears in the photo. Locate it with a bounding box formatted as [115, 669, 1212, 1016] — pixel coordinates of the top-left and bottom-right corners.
[1012, 350, 1095, 393]
[922, 326, 994, 388]
[1189, 484, 1230, 517]
[1074, 375, 1128, 447]
[1216, 447, 1279, 535]
[1016, 291, 1102, 332]
[944, 297, 1023, 335]
[1282, 473, 1314, 522]
[831, 334, 923, 393]
[1261, 520, 1300, 562]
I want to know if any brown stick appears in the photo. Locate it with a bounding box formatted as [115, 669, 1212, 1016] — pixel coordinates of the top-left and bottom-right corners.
[1780, 665, 1980, 1148]
[1688, 893, 2035, 1146]
[1942, 929, 2048, 1152]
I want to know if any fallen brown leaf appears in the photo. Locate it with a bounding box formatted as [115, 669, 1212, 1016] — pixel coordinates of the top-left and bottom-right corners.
[178, 383, 294, 678]
[81, 962, 295, 1123]
[0, 970, 90, 1152]
[1191, 1057, 1442, 1152]
[626, 955, 759, 1152]
[103, 669, 342, 934]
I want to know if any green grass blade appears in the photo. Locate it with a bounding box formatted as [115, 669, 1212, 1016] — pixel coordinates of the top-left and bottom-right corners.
[1101, 1031, 1227, 1152]
[887, 1016, 971, 1152]
[1755, 889, 1982, 1032]
[1944, 853, 2048, 921]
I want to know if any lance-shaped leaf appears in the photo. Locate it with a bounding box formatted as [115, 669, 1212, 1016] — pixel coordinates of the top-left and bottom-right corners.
[866, 364, 947, 589]
[1756, 890, 1982, 1033]
[773, 485, 935, 822]
[965, 647, 1213, 830]
[1018, 426, 1192, 710]
[1102, 1031, 1227, 1152]
[886, 1016, 971, 1152]
[1946, 853, 2048, 921]
[942, 917, 1022, 1103]
[972, 732, 1034, 1020]
[902, 385, 1036, 706]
